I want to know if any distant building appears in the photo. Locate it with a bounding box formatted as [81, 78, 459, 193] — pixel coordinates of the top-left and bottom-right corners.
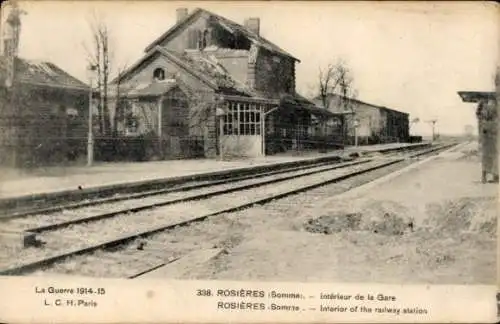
[312, 93, 410, 145]
[110, 7, 340, 159]
[0, 56, 90, 167]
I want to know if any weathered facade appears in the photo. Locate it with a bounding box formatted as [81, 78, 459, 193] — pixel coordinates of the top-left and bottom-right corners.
[111, 8, 339, 159]
[458, 91, 498, 183]
[313, 93, 410, 145]
[0, 57, 90, 167]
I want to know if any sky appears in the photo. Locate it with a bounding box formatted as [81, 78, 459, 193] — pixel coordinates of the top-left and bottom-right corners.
[2, 0, 498, 136]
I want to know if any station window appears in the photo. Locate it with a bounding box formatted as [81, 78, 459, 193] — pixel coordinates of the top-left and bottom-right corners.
[223, 101, 262, 135]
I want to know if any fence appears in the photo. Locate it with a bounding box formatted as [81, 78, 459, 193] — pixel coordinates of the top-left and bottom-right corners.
[94, 135, 205, 162]
[265, 134, 345, 155]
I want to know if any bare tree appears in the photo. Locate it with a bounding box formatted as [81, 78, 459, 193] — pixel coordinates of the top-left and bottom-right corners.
[84, 12, 113, 136]
[318, 59, 357, 110]
[317, 59, 358, 147]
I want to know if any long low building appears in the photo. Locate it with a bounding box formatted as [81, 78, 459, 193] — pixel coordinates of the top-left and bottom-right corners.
[0, 56, 91, 167]
[313, 93, 410, 145]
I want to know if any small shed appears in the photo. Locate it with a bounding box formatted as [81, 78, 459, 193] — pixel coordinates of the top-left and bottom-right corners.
[0, 56, 90, 167]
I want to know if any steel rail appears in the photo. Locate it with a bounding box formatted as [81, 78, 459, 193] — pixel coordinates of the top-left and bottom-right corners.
[0, 143, 455, 276]
[22, 143, 442, 234]
[0, 159, 341, 220]
[0, 143, 432, 219]
[23, 159, 371, 234]
[128, 142, 458, 279]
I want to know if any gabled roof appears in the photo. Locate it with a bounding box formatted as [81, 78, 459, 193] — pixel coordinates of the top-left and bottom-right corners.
[0, 56, 89, 91]
[112, 46, 217, 88]
[113, 46, 254, 97]
[144, 8, 299, 62]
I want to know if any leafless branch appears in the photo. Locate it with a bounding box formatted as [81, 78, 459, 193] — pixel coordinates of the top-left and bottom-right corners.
[85, 11, 115, 135]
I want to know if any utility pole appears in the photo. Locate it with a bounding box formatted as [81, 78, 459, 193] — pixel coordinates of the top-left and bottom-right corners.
[426, 119, 438, 141]
[87, 64, 97, 166]
[354, 119, 359, 147]
[2, 1, 26, 167]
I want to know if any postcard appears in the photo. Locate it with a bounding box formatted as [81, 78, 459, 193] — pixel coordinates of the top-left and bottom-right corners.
[0, 1, 498, 323]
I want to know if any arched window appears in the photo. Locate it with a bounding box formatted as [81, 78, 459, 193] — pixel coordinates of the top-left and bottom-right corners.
[153, 68, 165, 81]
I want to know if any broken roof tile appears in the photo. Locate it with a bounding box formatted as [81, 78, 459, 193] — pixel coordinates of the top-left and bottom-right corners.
[0, 56, 89, 91]
[145, 8, 299, 62]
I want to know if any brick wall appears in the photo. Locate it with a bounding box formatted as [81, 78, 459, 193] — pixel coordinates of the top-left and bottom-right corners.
[253, 48, 295, 97]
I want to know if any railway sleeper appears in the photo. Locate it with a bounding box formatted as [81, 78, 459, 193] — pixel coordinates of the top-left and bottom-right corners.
[1, 228, 42, 248]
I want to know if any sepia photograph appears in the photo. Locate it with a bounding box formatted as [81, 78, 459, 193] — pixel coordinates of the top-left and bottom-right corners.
[0, 0, 498, 322]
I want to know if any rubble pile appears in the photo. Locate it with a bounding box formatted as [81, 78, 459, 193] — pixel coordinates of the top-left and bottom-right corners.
[303, 200, 415, 236]
[304, 212, 363, 234]
[423, 197, 497, 237]
[457, 148, 480, 161]
[361, 200, 415, 235]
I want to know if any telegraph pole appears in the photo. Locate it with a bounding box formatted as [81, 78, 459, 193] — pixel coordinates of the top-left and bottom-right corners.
[2, 1, 26, 167]
[87, 64, 97, 166]
[426, 119, 438, 141]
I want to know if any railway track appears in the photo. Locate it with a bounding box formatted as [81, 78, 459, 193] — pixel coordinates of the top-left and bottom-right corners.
[0, 158, 344, 219]
[0, 143, 433, 219]
[0, 143, 456, 277]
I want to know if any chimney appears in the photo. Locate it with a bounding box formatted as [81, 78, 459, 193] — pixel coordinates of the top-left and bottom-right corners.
[244, 17, 260, 36]
[176, 8, 188, 23]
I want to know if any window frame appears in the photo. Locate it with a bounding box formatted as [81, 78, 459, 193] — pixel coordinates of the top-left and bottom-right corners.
[222, 101, 262, 136]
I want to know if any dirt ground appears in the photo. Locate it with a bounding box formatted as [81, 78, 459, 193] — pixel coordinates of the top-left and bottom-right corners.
[180, 143, 497, 284]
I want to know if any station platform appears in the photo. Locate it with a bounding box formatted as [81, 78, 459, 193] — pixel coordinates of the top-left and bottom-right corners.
[0, 142, 428, 204]
[170, 140, 496, 285]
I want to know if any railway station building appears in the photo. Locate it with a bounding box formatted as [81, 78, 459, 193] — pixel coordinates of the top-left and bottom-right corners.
[110, 7, 342, 160]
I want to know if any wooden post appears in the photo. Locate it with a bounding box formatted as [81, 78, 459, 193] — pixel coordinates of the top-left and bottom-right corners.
[158, 95, 163, 159]
[219, 115, 224, 161]
[480, 99, 498, 183]
[261, 105, 265, 156]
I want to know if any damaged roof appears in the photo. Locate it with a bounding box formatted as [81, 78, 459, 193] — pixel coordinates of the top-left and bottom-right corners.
[144, 8, 299, 62]
[0, 56, 89, 91]
[173, 49, 255, 96]
[114, 46, 254, 97]
[281, 93, 337, 118]
[123, 79, 178, 99]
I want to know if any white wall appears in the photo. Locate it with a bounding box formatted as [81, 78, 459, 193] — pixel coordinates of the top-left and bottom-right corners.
[221, 135, 262, 157]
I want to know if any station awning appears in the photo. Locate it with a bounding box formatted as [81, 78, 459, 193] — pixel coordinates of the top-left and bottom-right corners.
[457, 91, 496, 103]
